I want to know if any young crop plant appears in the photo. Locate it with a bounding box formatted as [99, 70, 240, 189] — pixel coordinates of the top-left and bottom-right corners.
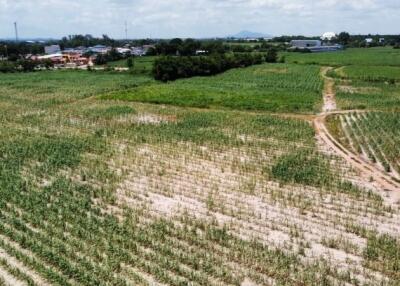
[327, 112, 400, 177]
[1, 49, 400, 286]
[363, 233, 400, 282]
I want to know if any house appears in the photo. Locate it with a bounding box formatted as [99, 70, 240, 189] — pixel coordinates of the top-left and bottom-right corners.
[89, 45, 110, 54]
[131, 45, 155, 56]
[379, 38, 385, 43]
[116, 47, 131, 55]
[131, 47, 145, 56]
[61, 51, 90, 66]
[44, 45, 61, 55]
[290, 40, 322, 48]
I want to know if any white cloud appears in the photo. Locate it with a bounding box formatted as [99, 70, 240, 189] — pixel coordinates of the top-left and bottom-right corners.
[0, 0, 398, 38]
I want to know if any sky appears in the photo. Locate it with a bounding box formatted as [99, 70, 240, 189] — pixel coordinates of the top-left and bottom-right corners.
[0, 0, 399, 39]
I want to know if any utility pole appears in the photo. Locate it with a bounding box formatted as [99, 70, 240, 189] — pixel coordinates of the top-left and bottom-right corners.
[125, 21, 128, 41]
[14, 22, 19, 42]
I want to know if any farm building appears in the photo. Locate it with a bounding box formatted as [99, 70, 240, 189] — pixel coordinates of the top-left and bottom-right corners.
[290, 33, 343, 53]
[290, 40, 321, 48]
[307, 45, 343, 52]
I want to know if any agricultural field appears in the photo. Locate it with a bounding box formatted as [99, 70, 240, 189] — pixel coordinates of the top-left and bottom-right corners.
[327, 112, 400, 177]
[102, 63, 323, 113]
[0, 47, 400, 286]
[328, 64, 400, 111]
[284, 47, 400, 66]
[336, 66, 400, 82]
[97, 56, 157, 74]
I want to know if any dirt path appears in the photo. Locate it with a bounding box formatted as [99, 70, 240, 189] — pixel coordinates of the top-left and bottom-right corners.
[320, 67, 337, 112]
[314, 67, 400, 203]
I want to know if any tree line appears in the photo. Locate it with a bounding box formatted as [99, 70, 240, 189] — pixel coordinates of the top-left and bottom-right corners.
[150, 38, 284, 56]
[0, 59, 53, 73]
[273, 32, 400, 48]
[153, 50, 278, 81]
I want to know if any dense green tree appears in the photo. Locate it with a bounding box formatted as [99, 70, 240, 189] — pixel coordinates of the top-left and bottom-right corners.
[265, 49, 278, 63]
[338, 32, 351, 45]
[153, 53, 265, 82]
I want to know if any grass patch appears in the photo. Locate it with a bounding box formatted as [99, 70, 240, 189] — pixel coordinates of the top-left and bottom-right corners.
[270, 150, 333, 187]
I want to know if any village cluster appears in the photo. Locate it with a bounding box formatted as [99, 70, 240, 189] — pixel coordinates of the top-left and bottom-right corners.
[29, 44, 154, 68]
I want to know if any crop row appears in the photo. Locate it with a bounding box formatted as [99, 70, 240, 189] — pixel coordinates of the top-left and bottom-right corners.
[328, 112, 400, 176]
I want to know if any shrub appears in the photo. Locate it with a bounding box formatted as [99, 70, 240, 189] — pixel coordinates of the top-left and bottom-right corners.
[16, 59, 36, 72]
[0, 61, 17, 73]
[265, 49, 278, 63]
[127, 57, 134, 69]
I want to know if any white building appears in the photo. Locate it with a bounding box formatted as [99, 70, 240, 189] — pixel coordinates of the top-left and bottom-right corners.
[131, 47, 146, 56]
[116, 48, 132, 54]
[44, 45, 61, 55]
[195, 50, 208, 55]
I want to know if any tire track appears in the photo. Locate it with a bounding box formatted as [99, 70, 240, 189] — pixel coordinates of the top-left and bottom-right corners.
[314, 67, 400, 203]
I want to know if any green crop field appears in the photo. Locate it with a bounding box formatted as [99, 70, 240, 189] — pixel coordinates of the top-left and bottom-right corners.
[322, 51, 400, 111]
[98, 56, 157, 73]
[0, 47, 400, 286]
[102, 63, 323, 113]
[338, 66, 400, 82]
[284, 47, 400, 66]
[335, 81, 400, 111]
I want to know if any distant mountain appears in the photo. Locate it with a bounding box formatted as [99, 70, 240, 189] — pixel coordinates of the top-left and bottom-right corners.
[229, 30, 272, 39]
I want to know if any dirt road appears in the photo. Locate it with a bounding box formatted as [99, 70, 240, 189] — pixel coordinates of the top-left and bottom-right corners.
[314, 67, 400, 202]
